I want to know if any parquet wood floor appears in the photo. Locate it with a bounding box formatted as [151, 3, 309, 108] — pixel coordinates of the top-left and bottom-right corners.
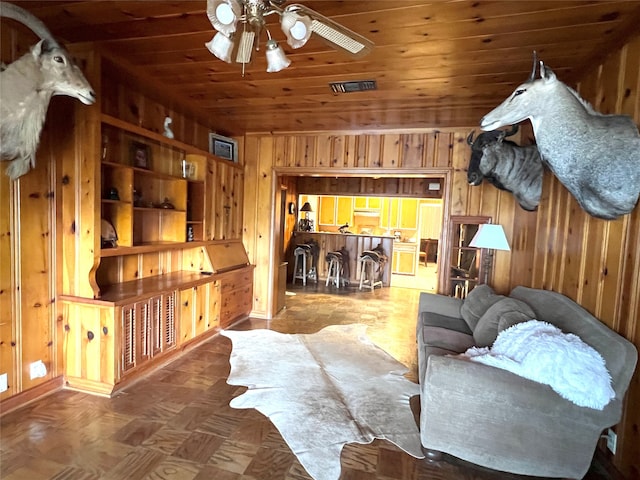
[0, 284, 623, 480]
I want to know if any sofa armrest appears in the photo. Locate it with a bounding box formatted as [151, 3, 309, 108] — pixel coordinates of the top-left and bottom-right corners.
[420, 355, 622, 478]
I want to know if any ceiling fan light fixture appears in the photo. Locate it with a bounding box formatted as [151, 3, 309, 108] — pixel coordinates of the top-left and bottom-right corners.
[206, 0, 241, 36]
[265, 39, 291, 72]
[280, 10, 312, 49]
[205, 32, 234, 63]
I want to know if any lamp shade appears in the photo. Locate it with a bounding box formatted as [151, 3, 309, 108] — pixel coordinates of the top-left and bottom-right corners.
[469, 224, 510, 251]
[300, 202, 313, 212]
[205, 32, 234, 63]
[280, 10, 313, 49]
[265, 39, 291, 72]
[206, 0, 241, 36]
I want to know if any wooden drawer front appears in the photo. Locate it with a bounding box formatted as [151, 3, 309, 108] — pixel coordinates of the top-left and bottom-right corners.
[220, 285, 252, 328]
[220, 268, 252, 293]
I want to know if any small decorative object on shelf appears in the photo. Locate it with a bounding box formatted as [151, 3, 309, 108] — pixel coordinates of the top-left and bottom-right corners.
[209, 133, 238, 162]
[101, 219, 118, 248]
[187, 225, 194, 242]
[101, 134, 109, 161]
[181, 159, 195, 179]
[133, 189, 142, 206]
[159, 197, 175, 209]
[107, 187, 120, 200]
[130, 141, 151, 169]
[163, 116, 174, 139]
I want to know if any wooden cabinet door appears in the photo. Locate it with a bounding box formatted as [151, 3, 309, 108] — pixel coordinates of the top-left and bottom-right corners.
[207, 281, 221, 330]
[179, 288, 194, 344]
[121, 304, 137, 374]
[392, 249, 417, 275]
[336, 197, 353, 226]
[318, 196, 336, 225]
[399, 199, 419, 229]
[194, 285, 207, 336]
[149, 295, 164, 357]
[389, 199, 399, 227]
[163, 292, 176, 350]
[368, 197, 381, 209]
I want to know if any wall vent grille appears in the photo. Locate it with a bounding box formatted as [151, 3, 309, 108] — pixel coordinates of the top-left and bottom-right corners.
[329, 80, 377, 93]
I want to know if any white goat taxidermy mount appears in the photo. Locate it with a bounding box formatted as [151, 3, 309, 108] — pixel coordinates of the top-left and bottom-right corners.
[0, 1, 96, 180]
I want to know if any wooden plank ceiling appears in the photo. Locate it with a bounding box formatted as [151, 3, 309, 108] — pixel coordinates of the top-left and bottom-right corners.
[4, 1, 640, 135]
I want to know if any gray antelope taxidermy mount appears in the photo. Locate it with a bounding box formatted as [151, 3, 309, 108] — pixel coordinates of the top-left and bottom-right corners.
[0, 1, 96, 180]
[466, 125, 544, 212]
[481, 53, 640, 220]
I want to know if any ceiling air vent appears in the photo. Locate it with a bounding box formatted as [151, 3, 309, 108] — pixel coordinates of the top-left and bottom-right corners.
[329, 80, 377, 94]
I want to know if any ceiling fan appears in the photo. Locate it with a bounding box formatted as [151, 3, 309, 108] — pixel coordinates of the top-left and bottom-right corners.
[205, 0, 374, 74]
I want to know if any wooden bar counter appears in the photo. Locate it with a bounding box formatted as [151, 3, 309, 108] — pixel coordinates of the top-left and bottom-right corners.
[292, 231, 394, 286]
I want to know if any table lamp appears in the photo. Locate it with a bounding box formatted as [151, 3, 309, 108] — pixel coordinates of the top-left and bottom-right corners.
[469, 224, 510, 285]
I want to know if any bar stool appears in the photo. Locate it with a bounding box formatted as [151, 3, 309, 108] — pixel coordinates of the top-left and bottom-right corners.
[293, 244, 314, 286]
[325, 251, 347, 288]
[359, 253, 383, 291]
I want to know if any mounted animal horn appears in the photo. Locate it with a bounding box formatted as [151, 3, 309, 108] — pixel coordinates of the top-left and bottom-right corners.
[466, 131, 476, 145]
[504, 124, 519, 137]
[528, 50, 538, 81]
[0, 2, 60, 47]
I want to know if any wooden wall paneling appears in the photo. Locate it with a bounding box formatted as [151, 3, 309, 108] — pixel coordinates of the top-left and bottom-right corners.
[619, 39, 640, 119]
[367, 135, 382, 168]
[381, 134, 400, 168]
[492, 195, 515, 295]
[294, 136, 315, 168]
[449, 134, 471, 215]
[507, 208, 538, 291]
[401, 133, 425, 169]
[423, 132, 436, 168]
[599, 218, 630, 329]
[560, 201, 588, 301]
[204, 158, 216, 240]
[121, 255, 140, 283]
[434, 132, 454, 168]
[330, 135, 345, 167]
[577, 216, 607, 315]
[315, 134, 331, 168]
[0, 171, 15, 399]
[18, 160, 56, 391]
[344, 135, 357, 169]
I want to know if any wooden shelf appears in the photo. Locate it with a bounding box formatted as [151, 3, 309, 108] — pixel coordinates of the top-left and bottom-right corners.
[133, 206, 186, 213]
[101, 113, 242, 170]
[101, 240, 212, 257]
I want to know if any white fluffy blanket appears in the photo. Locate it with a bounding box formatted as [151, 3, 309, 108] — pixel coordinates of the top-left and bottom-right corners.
[464, 320, 615, 409]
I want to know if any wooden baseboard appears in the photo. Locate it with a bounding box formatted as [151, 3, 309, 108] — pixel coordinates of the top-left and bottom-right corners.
[0, 376, 64, 416]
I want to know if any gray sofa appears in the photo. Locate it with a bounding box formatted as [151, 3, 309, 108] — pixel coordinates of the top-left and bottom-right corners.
[417, 285, 637, 479]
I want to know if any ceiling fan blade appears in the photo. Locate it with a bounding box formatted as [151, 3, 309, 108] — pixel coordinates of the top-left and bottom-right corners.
[283, 4, 374, 58]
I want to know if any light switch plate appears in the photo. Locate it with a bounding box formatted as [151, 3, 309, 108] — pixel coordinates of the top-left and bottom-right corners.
[0, 373, 8, 392]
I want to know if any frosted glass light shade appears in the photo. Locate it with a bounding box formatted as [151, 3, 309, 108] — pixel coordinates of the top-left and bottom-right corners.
[206, 0, 241, 36]
[280, 11, 312, 49]
[205, 32, 234, 63]
[469, 224, 510, 251]
[265, 39, 291, 72]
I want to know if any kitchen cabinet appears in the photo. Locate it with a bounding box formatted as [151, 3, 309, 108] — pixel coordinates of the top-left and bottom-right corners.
[318, 196, 336, 225]
[392, 243, 417, 275]
[381, 198, 418, 230]
[353, 196, 381, 210]
[336, 197, 353, 225]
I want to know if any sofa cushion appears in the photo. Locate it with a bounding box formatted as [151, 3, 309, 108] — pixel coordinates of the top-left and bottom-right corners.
[473, 298, 536, 347]
[419, 312, 473, 335]
[422, 326, 475, 353]
[460, 285, 505, 331]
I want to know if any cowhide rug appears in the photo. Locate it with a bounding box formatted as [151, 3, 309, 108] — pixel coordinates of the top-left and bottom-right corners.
[221, 324, 424, 480]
